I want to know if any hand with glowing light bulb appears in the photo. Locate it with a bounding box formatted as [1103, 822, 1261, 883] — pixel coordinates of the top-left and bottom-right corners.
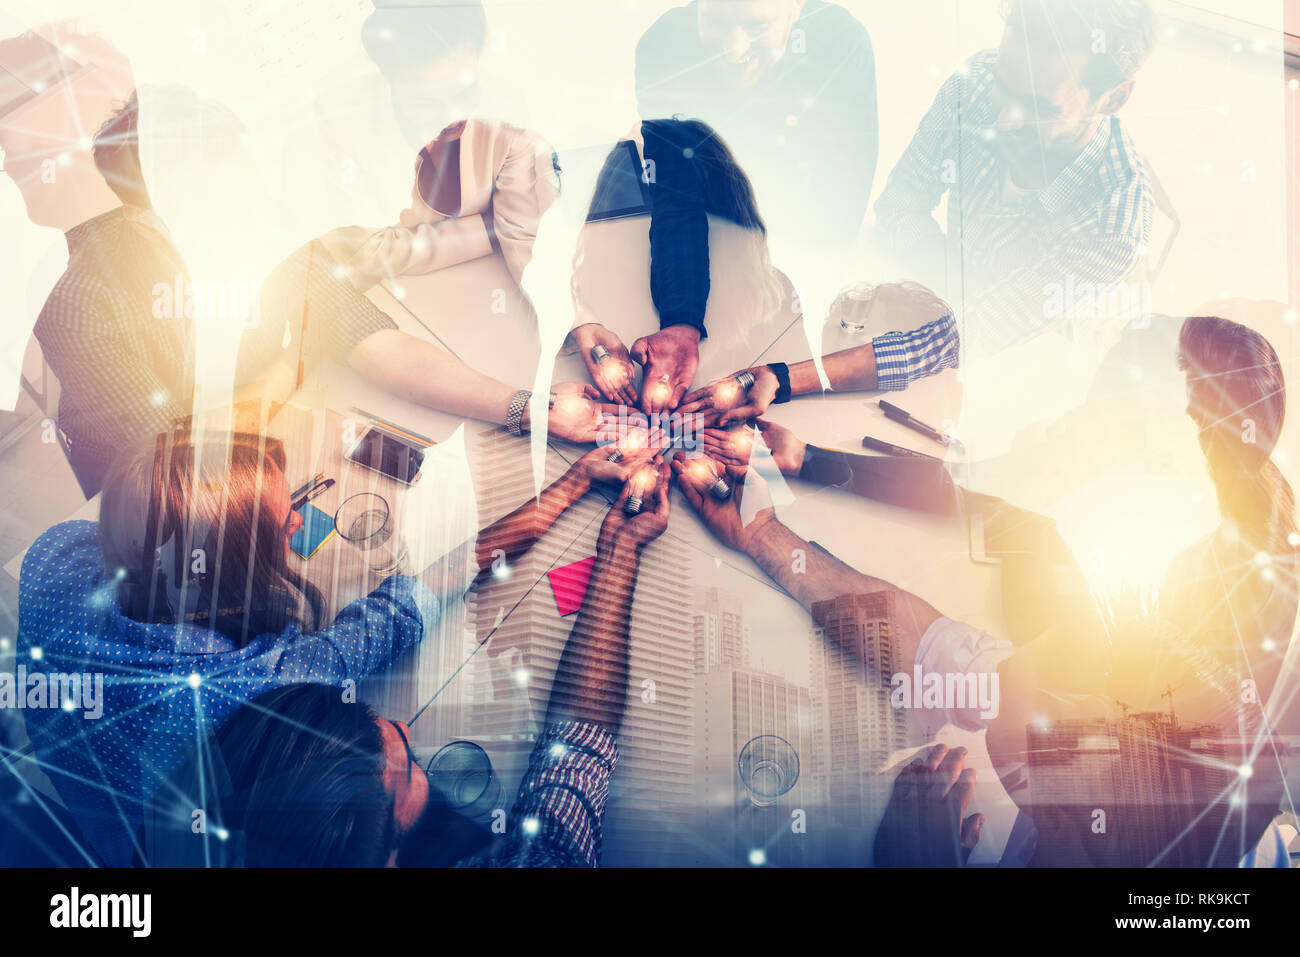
[671, 453, 775, 552]
[630, 324, 701, 415]
[573, 439, 658, 487]
[701, 417, 806, 475]
[539, 382, 623, 445]
[598, 457, 671, 553]
[565, 322, 640, 407]
[679, 365, 780, 426]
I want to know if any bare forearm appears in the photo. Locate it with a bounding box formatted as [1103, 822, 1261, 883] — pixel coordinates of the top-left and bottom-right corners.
[744, 519, 941, 635]
[349, 329, 522, 426]
[786, 342, 879, 396]
[474, 468, 590, 578]
[544, 539, 640, 732]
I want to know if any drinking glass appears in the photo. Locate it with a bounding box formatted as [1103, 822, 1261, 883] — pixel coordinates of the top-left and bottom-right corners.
[426, 741, 504, 821]
[335, 492, 408, 576]
[737, 735, 800, 807]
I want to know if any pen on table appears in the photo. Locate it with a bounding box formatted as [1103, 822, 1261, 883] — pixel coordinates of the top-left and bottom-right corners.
[878, 399, 964, 452]
[861, 434, 944, 462]
[290, 473, 325, 501]
[292, 478, 335, 512]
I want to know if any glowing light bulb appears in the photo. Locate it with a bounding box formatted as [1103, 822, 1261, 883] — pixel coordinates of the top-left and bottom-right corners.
[650, 375, 672, 404]
[715, 380, 739, 404]
[607, 427, 649, 463]
[625, 465, 657, 515]
[733, 431, 753, 454]
[691, 458, 731, 500]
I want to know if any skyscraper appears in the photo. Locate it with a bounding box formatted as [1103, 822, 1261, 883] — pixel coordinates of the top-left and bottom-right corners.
[808, 592, 906, 829]
[691, 586, 750, 674]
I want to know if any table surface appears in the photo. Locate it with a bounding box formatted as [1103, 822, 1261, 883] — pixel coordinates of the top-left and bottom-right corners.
[7, 214, 1017, 867]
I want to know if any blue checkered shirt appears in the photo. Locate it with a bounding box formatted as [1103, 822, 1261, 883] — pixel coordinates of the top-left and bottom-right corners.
[871, 314, 959, 391]
[874, 50, 1152, 358]
[458, 720, 617, 868]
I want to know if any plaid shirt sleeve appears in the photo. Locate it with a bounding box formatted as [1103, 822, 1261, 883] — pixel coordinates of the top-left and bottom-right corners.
[871, 313, 960, 391]
[872, 61, 969, 252]
[459, 720, 618, 868]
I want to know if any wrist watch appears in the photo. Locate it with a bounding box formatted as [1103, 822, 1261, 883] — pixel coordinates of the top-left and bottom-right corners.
[767, 362, 792, 404]
[505, 389, 532, 436]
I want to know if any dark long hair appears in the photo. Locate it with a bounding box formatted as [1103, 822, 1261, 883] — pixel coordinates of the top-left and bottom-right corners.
[100, 429, 325, 646]
[210, 684, 395, 867]
[1177, 315, 1296, 555]
[629, 117, 766, 234]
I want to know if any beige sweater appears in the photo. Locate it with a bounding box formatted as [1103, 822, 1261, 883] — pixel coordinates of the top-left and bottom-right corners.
[338, 118, 559, 288]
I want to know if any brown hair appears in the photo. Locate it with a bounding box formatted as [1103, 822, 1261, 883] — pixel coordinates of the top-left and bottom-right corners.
[1004, 0, 1156, 94]
[1177, 315, 1296, 555]
[100, 429, 323, 646]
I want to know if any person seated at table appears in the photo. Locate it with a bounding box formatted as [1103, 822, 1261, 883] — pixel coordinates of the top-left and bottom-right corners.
[29, 89, 604, 497]
[16, 429, 445, 866]
[568, 118, 785, 415]
[679, 281, 960, 427]
[872, 0, 1156, 358]
[140, 462, 672, 866]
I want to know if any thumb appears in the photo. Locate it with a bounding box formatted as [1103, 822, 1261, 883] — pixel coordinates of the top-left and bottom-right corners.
[630, 337, 650, 365]
[718, 404, 756, 427]
[960, 812, 985, 851]
[755, 417, 775, 433]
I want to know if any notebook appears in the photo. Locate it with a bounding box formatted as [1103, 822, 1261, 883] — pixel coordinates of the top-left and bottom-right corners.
[289, 502, 336, 559]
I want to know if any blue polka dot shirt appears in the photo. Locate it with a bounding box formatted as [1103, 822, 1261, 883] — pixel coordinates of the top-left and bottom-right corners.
[16, 520, 438, 867]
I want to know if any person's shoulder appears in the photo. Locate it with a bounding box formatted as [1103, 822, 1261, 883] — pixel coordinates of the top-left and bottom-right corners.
[472, 117, 555, 160]
[965, 48, 1000, 82]
[20, 521, 102, 591]
[1102, 116, 1150, 192]
[38, 258, 112, 323]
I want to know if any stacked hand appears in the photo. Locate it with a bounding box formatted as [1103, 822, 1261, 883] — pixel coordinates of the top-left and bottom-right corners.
[599, 457, 670, 553]
[701, 417, 806, 475]
[567, 322, 640, 406]
[670, 453, 775, 552]
[546, 382, 624, 444]
[630, 325, 701, 415]
[680, 365, 779, 427]
[574, 439, 659, 486]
